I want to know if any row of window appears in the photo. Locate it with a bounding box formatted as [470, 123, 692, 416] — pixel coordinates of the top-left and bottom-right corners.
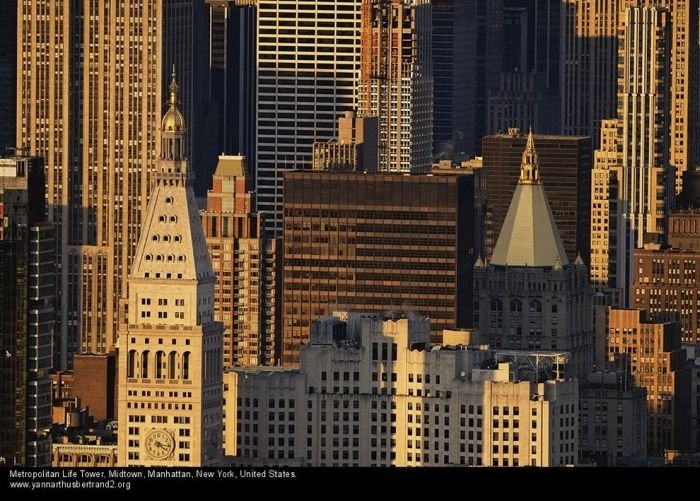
[126, 350, 191, 380]
[144, 253, 187, 262]
[483, 299, 557, 313]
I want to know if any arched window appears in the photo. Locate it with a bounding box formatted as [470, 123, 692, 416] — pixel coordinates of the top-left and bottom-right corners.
[159, 215, 166, 222]
[169, 352, 178, 379]
[155, 351, 165, 379]
[490, 299, 504, 329]
[529, 300, 542, 313]
[165, 196, 174, 205]
[127, 350, 136, 378]
[174, 235, 181, 242]
[510, 300, 522, 313]
[170, 216, 177, 223]
[182, 352, 190, 380]
[141, 351, 150, 378]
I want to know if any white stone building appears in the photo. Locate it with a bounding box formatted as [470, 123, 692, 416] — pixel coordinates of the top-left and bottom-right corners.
[223, 312, 578, 467]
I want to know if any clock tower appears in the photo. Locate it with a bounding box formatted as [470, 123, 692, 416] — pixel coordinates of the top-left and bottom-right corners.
[117, 71, 223, 466]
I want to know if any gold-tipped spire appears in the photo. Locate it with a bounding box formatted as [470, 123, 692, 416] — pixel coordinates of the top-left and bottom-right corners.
[169, 66, 179, 107]
[491, 126, 568, 268]
[162, 66, 185, 132]
[519, 128, 540, 184]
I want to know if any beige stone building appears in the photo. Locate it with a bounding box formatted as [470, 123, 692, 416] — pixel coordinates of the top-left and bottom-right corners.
[223, 312, 578, 467]
[201, 155, 281, 367]
[116, 76, 223, 467]
[590, 119, 625, 305]
[16, 1, 163, 367]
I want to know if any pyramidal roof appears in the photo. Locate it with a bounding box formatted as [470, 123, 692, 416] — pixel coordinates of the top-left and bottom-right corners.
[130, 184, 214, 282]
[130, 71, 214, 283]
[490, 131, 569, 268]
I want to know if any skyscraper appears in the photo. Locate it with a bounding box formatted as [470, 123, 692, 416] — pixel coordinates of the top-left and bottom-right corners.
[619, 7, 672, 248]
[474, 134, 594, 380]
[163, 0, 216, 197]
[487, 72, 559, 135]
[0, 156, 54, 467]
[117, 76, 223, 467]
[360, 0, 433, 173]
[0, 1, 16, 149]
[17, 1, 207, 368]
[458, 0, 503, 157]
[431, 0, 464, 159]
[561, 0, 625, 147]
[255, 0, 362, 234]
[282, 170, 475, 366]
[503, 0, 560, 89]
[205, 1, 257, 170]
[488, 0, 561, 135]
[589, 119, 625, 303]
[607, 309, 690, 455]
[561, 0, 697, 191]
[579, 371, 647, 466]
[201, 155, 281, 367]
[589, 6, 674, 305]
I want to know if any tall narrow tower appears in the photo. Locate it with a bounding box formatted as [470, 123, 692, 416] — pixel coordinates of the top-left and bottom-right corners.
[117, 74, 223, 467]
[475, 132, 594, 380]
[619, 7, 672, 248]
[561, 0, 697, 190]
[589, 6, 673, 306]
[255, 0, 362, 234]
[360, 0, 433, 173]
[17, 1, 162, 368]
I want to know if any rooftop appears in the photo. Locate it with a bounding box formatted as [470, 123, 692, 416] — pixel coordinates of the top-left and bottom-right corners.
[490, 131, 569, 268]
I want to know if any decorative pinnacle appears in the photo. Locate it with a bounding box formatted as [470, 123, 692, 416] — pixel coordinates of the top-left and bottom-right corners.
[519, 128, 540, 184]
[169, 66, 179, 108]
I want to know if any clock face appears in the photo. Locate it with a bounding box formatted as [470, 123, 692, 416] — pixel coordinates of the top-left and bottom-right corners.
[145, 429, 175, 460]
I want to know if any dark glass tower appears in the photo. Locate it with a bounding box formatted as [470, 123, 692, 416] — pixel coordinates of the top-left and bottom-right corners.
[0, 156, 54, 466]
